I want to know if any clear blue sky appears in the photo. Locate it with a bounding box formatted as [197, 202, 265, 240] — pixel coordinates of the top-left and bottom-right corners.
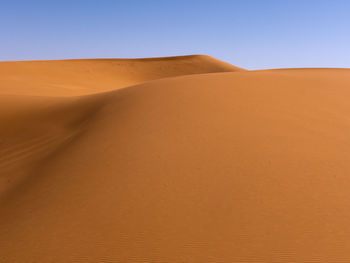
[1, 0, 350, 69]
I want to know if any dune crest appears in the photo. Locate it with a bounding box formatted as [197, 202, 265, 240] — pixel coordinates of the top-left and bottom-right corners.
[1, 56, 350, 262]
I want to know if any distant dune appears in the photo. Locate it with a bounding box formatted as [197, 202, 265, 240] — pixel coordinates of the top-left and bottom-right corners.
[1, 55, 350, 262]
[0, 55, 243, 96]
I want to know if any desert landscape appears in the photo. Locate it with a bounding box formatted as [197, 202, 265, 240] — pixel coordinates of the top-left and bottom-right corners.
[1, 54, 350, 262]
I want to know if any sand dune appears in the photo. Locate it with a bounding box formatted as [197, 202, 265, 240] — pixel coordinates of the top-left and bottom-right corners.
[0, 55, 243, 96]
[1, 56, 350, 262]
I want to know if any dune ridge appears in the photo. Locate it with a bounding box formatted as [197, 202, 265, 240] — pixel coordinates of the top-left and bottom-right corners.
[1, 56, 350, 262]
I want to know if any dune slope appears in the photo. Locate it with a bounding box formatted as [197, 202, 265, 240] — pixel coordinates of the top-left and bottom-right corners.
[1, 58, 350, 262]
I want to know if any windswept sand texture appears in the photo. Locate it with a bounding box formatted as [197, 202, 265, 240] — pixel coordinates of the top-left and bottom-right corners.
[1, 55, 350, 262]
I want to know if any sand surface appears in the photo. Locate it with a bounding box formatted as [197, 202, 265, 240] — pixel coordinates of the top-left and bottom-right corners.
[1, 55, 350, 262]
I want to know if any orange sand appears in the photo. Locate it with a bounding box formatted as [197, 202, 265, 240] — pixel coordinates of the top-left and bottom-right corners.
[1, 55, 350, 262]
